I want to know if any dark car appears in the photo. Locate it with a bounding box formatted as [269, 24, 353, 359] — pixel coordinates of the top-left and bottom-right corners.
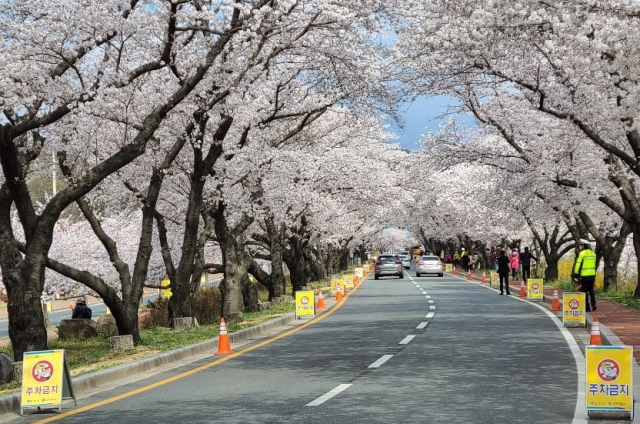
[375, 254, 404, 280]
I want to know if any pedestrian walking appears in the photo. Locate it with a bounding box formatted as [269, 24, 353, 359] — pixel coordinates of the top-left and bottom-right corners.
[453, 251, 460, 268]
[461, 249, 470, 272]
[573, 239, 597, 312]
[72, 299, 92, 319]
[497, 250, 511, 295]
[491, 247, 500, 272]
[520, 247, 538, 284]
[444, 250, 452, 264]
[509, 248, 520, 280]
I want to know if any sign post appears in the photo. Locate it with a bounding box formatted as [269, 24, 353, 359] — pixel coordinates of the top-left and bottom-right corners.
[21, 349, 76, 415]
[527, 278, 544, 301]
[585, 345, 634, 420]
[562, 292, 586, 327]
[295, 291, 315, 319]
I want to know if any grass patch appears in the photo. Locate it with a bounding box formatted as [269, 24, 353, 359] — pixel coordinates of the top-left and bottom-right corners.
[0, 301, 295, 396]
[598, 290, 640, 312]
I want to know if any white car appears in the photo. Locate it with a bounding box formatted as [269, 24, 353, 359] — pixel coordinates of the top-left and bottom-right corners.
[398, 254, 411, 269]
[416, 255, 444, 277]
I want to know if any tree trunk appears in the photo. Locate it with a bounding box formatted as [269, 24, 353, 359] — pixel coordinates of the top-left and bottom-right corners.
[242, 273, 261, 312]
[265, 219, 286, 299]
[212, 201, 253, 321]
[338, 247, 350, 271]
[544, 257, 559, 282]
[633, 226, 640, 300]
[6, 271, 47, 361]
[285, 236, 307, 293]
[221, 249, 245, 320]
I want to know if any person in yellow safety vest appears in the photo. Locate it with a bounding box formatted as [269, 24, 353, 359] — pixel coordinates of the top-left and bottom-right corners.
[573, 238, 597, 312]
[453, 251, 460, 268]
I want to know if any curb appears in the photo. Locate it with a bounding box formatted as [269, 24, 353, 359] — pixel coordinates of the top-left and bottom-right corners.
[0, 312, 298, 415]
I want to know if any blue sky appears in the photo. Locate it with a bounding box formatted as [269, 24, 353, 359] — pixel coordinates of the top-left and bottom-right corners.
[390, 95, 475, 150]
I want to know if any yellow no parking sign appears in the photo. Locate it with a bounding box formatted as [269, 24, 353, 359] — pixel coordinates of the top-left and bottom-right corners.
[295, 291, 315, 319]
[586, 346, 634, 418]
[21, 349, 76, 415]
[563, 292, 585, 327]
[527, 279, 544, 301]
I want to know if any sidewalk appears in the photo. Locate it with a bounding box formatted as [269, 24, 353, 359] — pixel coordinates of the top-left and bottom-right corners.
[460, 268, 640, 365]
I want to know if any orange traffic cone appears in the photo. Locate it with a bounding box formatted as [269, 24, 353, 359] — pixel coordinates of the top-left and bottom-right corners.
[452, 269, 457, 275]
[519, 281, 526, 298]
[69, 302, 73, 310]
[354, 276, 359, 285]
[466, 272, 472, 281]
[550, 290, 561, 311]
[335, 290, 343, 301]
[589, 316, 602, 346]
[316, 292, 326, 310]
[481, 272, 487, 284]
[215, 318, 234, 354]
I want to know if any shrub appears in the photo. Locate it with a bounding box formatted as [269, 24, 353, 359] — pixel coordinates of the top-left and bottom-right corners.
[195, 287, 221, 325]
[142, 296, 170, 328]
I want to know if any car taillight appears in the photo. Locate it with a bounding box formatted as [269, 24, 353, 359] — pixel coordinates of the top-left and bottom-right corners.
[375, 262, 381, 266]
[396, 261, 402, 264]
[437, 262, 442, 266]
[418, 261, 424, 265]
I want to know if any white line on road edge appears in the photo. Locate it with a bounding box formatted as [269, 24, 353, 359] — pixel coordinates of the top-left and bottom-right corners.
[399, 335, 416, 345]
[306, 384, 353, 406]
[426, 312, 435, 319]
[449, 273, 587, 423]
[416, 322, 429, 329]
[429, 305, 435, 310]
[368, 354, 394, 369]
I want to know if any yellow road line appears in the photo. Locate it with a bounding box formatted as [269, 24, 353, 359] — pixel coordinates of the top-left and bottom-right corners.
[33, 274, 369, 423]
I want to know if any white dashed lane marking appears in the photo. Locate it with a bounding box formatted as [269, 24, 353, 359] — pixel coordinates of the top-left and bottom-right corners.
[306, 384, 352, 406]
[399, 335, 416, 345]
[368, 355, 394, 369]
[428, 299, 434, 304]
[426, 312, 435, 319]
[430, 305, 436, 310]
[416, 322, 429, 329]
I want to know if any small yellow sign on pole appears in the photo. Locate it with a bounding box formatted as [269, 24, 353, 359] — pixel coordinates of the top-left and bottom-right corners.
[355, 268, 364, 279]
[527, 278, 544, 301]
[21, 349, 76, 415]
[562, 292, 586, 327]
[586, 345, 634, 419]
[490, 272, 499, 287]
[295, 291, 315, 319]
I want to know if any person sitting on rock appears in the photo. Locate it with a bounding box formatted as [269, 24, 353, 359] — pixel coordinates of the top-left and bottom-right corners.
[72, 299, 92, 319]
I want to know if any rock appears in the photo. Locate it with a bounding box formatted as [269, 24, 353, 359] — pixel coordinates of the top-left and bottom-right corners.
[97, 314, 119, 334]
[271, 295, 293, 304]
[12, 361, 22, 383]
[171, 317, 198, 331]
[0, 353, 13, 383]
[109, 335, 134, 352]
[58, 319, 98, 339]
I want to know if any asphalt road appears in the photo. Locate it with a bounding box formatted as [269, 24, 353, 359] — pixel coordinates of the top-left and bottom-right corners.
[0, 295, 159, 339]
[11, 265, 581, 423]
